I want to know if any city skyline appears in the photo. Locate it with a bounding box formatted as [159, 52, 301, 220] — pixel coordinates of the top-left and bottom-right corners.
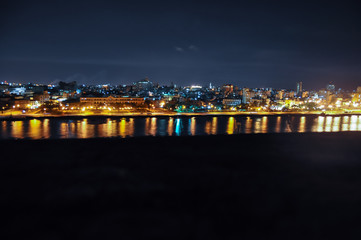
[0, 79, 350, 93]
[1, 0, 361, 89]
[0, 79, 355, 95]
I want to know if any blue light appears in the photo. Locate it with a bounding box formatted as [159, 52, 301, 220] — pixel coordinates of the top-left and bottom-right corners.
[175, 119, 181, 136]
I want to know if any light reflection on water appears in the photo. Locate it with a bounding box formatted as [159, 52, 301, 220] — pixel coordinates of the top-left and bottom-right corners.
[211, 117, 217, 134]
[226, 117, 235, 135]
[204, 120, 211, 134]
[3, 115, 361, 139]
[175, 118, 181, 136]
[245, 117, 252, 134]
[11, 121, 23, 139]
[261, 116, 268, 133]
[316, 116, 325, 132]
[332, 117, 340, 132]
[299, 116, 306, 133]
[350, 115, 359, 131]
[342, 116, 350, 131]
[189, 117, 196, 136]
[167, 117, 174, 136]
[325, 116, 332, 132]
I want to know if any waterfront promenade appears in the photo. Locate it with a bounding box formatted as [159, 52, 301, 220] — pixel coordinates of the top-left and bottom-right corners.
[1, 110, 361, 120]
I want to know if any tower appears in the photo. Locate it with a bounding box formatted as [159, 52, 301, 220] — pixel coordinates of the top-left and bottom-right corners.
[296, 82, 303, 96]
[326, 82, 335, 92]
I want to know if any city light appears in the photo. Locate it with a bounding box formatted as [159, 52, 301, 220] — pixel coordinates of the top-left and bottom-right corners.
[1, 80, 361, 117]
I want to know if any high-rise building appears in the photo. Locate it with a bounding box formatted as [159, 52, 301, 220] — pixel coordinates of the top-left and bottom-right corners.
[296, 82, 303, 96]
[356, 86, 361, 93]
[242, 88, 249, 104]
[133, 77, 153, 91]
[221, 84, 234, 97]
[326, 83, 335, 92]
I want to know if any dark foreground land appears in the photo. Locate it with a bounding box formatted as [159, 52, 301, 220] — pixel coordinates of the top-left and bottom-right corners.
[2, 133, 361, 239]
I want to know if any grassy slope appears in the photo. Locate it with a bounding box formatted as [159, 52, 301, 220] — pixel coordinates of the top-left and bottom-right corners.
[2, 133, 361, 239]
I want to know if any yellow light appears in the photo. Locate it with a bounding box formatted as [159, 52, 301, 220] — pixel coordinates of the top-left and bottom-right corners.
[226, 117, 235, 134]
[190, 117, 196, 135]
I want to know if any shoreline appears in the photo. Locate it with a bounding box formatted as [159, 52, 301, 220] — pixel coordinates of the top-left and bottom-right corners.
[0, 111, 361, 121]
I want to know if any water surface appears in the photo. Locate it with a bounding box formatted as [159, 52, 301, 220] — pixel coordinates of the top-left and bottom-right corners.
[1, 115, 361, 139]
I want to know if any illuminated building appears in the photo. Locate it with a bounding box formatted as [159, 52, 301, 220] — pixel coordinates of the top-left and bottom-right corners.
[80, 96, 145, 105]
[277, 90, 285, 100]
[327, 83, 335, 92]
[352, 93, 361, 103]
[221, 84, 234, 97]
[190, 85, 202, 91]
[9, 87, 26, 95]
[242, 88, 250, 103]
[302, 91, 309, 98]
[357, 86, 361, 94]
[34, 91, 50, 105]
[13, 99, 31, 109]
[222, 98, 242, 106]
[296, 82, 303, 96]
[133, 78, 153, 91]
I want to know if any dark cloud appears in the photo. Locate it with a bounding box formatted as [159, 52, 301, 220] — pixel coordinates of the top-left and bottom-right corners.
[175, 47, 184, 52]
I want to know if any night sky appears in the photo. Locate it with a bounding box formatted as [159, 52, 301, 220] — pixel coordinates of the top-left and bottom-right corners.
[1, 0, 361, 89]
